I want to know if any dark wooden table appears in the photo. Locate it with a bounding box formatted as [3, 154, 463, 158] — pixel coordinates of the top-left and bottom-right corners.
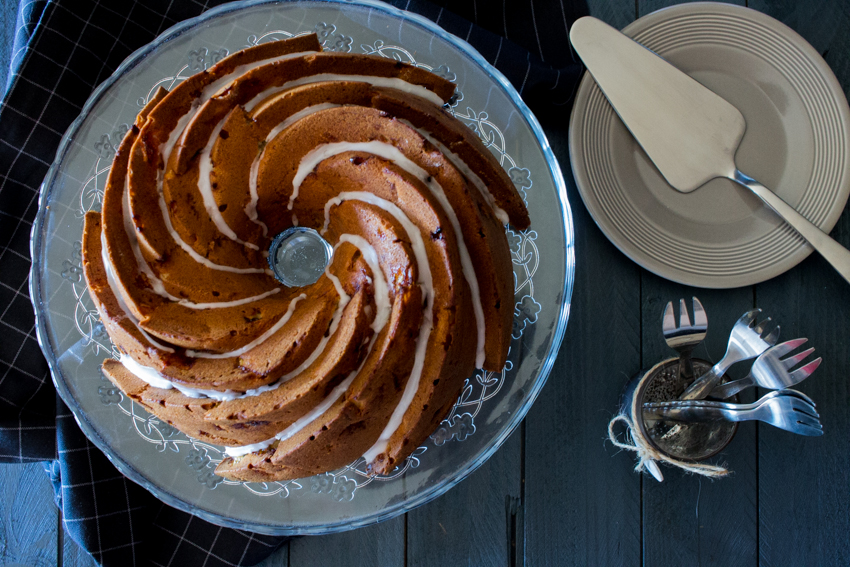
[3, 0, 850, 564]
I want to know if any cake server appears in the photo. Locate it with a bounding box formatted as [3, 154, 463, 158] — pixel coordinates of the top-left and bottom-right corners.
[569, 16, 850, 285]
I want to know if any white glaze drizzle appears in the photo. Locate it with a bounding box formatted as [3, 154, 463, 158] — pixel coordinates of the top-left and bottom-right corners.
[119, 353, 179, 390]
[224, 370, 358, 457]
[223, 437, 273, 456]
[222, 230, 399, 457]
[198, 116, 260, 250]
[177, 288, 282, 310]
[121, 175, 181, 303]
[246, 150, 269, 236]
[119, 354, 242, 401]
[400, 119, 511, 226]
[246, 103, 341, 234]
[100, 230, 175, 353]
[337, 234, 390, 333]
[154, 170, 270, 275]
[304, 140, 486, 368]
[114, 233, 387, 406]
[186, 293, 306, 359]
[120, 173, 281, 309]
[200, 51, 314, 101]
[244, 74, 444, 112]
[318, 190, 436, 464]
[272, 102, 343, 134]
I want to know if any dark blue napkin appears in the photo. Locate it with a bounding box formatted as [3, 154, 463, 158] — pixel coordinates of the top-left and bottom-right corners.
[0, 0, 586, 564]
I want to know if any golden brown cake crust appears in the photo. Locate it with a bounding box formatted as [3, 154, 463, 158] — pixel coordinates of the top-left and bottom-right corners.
[84, 34, 530, 483]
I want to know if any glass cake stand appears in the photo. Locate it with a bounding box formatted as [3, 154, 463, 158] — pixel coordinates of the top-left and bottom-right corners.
[30, 0, 574, 535]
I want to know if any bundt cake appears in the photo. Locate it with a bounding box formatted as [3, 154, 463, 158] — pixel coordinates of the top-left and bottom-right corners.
[81, 33, 530, 481]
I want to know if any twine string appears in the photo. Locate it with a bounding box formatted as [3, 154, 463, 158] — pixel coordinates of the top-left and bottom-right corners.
[607, 413, 729, 481]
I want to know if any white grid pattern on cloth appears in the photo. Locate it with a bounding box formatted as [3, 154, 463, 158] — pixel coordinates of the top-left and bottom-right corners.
[165, 514, 197, 566]
[1, 0, 292, 560]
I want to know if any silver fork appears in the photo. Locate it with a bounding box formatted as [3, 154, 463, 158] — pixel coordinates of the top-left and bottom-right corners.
[643, 390, 823, 436]
[709, 339, 822, 399]
[662, 297, 707, 381]
[680, 309, 779, 400]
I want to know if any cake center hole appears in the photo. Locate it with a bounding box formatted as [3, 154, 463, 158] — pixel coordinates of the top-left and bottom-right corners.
[268, 227, 333, 287]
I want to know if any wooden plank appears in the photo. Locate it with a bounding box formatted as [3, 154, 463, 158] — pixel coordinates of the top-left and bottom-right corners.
[757, 281, 850, 563]
[289, 517, 403, 567]
[748, 0, 844, 56]
[820, 0, 850, 95]
[752, 187, 850, 559]
[587, 0, 635, 29]
[754, 233, 850, 566]
[257, 542, 289, 567]
[522, 124, 642, 566]
[639, 275, 758, 567]
[639, 0, 744, 18]
[0, 462, 59, 565]
[752, 2, 850, 565]
[406, 428, 522, 567]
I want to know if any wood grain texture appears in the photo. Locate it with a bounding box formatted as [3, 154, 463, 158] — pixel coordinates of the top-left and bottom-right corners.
[639, 276, 758, 567]
[754, 221, 850, 566]
[289, 518, 402, 567]
[821, 0, 850, 94]
[748, 0, 844, 55]
[755, 245, 850, 567]
[751, 2, 850, 565]
[522, 122, 642, 567]
[256, 541, 289, 567]
[0, 462, 58, 566]
[587, 0, 635, 29]
[638, 0, 744, 18]
[406, 428, 521, 567]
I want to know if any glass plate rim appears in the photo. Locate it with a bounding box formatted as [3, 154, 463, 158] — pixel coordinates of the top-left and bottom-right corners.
[29, 0, 575, 534]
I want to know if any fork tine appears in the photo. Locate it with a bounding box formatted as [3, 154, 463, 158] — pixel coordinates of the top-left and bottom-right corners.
[794, 412, 823, 427]
[692, 297, 707, 328]
[741, 308, 761, 328]
[779, 388, 817, 406]
[754, 316, 773, 335]
[678, 298, 691, 328]
[764, 325, 780, 345]
[794, 422, 824, 436]
[794, 414, 823, 430]
[794, 413, 824, 429]
[770, 338, 807, 358]
[788, 398, 820, 418]
[789, 358, 822, 383]
[781, 347, 815, 369]
[662, 301, 675, 332]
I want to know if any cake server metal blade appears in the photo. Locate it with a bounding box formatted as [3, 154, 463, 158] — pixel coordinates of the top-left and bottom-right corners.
[569, 16, 745, 193]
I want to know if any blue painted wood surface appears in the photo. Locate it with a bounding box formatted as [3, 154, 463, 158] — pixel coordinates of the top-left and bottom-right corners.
[3, 0, 850, 565]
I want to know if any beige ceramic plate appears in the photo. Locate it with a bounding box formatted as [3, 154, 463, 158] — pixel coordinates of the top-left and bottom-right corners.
[570, 2, 850, 288]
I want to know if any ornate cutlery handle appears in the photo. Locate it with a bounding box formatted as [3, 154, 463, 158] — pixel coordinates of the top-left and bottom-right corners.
[709, 376, 753, 399]
[680, 365, 726, 400]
